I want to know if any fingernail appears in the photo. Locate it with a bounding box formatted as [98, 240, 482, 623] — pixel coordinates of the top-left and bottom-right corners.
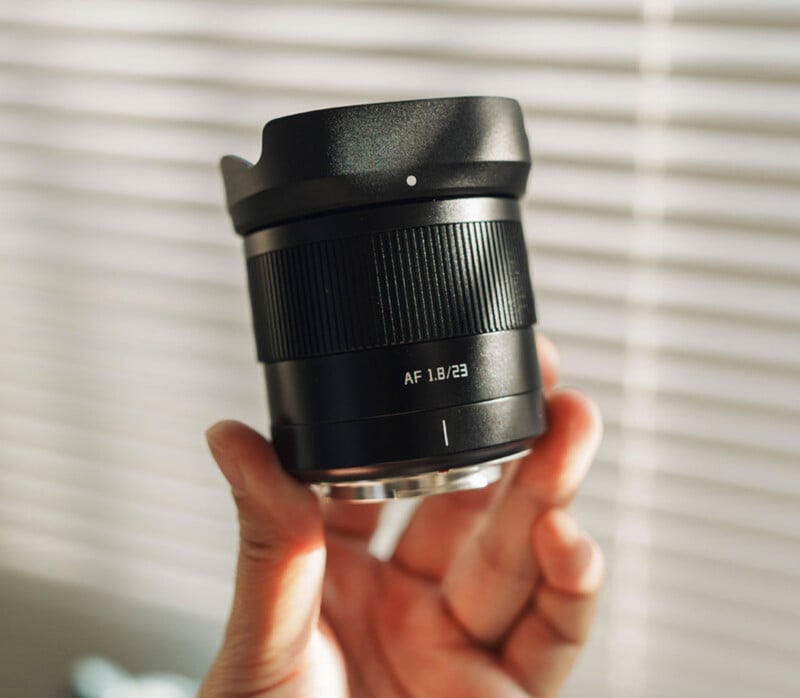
[537, 333, 560, 366]
[555, 512, 595, 570]
[572, 533, 594, 570]
[552, 508, 580, 545]
[206, 424, 246, 495]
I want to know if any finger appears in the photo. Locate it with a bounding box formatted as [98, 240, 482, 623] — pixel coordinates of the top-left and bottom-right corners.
[322, 500, 384, 542]
[534, 508, 605, 599]
[350, 557, 531, 698]
[391, 333, 560, 580]
[441, 390, 602, 645]
[391, 481, 502, 580]
[199, 421, 326, 697]
[535, 332, 560, 396]
[320, 535, 405, 697]
[502, 510, 604, 696]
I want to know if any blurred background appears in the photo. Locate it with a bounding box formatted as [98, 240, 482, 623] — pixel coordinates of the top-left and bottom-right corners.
[1, 0, 799, 696]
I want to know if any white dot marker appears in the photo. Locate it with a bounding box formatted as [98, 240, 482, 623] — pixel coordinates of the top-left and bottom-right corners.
[406, 174, 417, 187]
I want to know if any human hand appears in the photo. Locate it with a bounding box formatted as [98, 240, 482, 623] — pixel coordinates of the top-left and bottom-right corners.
[199, 335, 603, 697]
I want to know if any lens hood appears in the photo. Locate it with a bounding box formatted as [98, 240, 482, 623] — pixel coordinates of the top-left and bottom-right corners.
[220, 96, 531, 234]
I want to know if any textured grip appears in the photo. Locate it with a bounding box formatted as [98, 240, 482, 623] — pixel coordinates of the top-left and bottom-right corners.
[247, 220, 535, 363]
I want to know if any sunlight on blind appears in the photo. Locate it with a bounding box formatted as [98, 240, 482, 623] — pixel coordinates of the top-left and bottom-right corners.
[1, 1, 799, 696]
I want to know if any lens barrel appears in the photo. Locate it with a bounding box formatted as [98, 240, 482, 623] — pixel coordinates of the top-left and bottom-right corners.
[221, 97, 546, 500]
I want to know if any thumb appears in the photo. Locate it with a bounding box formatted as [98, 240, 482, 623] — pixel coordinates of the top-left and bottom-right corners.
[200, 420, 325, 697]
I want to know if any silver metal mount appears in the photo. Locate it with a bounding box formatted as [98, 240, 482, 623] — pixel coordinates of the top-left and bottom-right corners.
[310, 447, 530, 502]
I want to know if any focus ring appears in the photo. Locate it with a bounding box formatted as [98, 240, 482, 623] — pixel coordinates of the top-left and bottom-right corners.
[247, 219, 535, 362]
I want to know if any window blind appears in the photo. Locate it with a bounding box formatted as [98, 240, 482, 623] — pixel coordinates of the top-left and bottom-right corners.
[0, 1, 798, 696]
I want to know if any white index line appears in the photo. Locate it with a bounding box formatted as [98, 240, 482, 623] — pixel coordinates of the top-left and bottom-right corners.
[442, 418, 449, 447]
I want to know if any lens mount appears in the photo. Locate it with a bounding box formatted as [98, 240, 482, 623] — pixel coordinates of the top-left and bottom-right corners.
[310, 449, 529, 502]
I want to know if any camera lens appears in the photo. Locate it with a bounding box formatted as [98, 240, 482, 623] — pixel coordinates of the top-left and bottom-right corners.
[220, 96, 546, 501]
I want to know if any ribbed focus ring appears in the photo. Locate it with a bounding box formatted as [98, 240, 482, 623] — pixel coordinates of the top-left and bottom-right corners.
[247, 220, 535, 363]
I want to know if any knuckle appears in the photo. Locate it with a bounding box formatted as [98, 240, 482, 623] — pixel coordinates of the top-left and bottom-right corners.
[238, 531, 283, 564]
[476, 527, 532, 583]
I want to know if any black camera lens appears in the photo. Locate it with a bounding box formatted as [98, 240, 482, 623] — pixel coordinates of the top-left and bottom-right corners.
[220, 96, 546, 500]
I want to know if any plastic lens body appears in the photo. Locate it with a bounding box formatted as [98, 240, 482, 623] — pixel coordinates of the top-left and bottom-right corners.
[221, 97, 546, 499]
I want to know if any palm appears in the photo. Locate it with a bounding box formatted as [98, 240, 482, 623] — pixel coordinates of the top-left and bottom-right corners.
[318, 500, 540, 698]
[319, 543, 481, 698]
